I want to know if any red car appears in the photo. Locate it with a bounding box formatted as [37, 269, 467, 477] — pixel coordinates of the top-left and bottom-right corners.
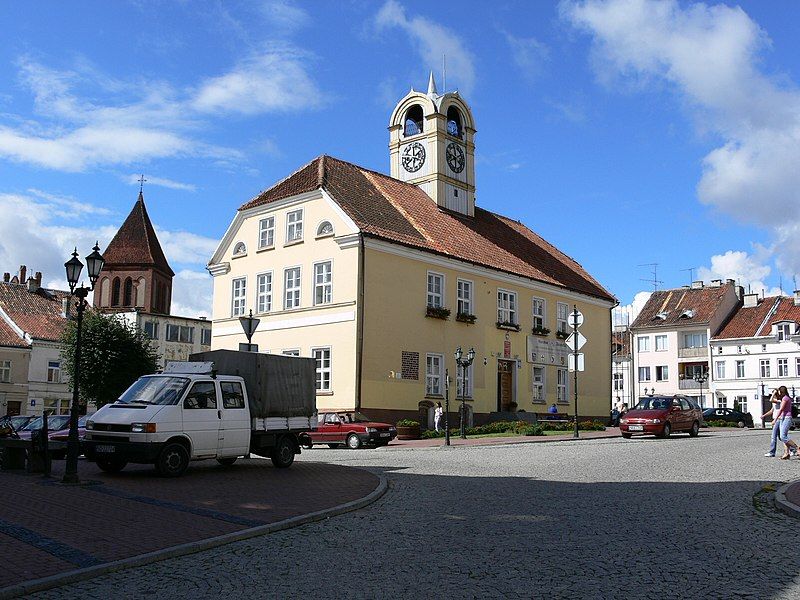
[620, 395, 702, 439]
[301, 411, 397, 449]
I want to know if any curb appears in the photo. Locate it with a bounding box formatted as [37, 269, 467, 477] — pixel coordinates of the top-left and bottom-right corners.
[775, 478, 800, 520]
[0, 470, 388, 599]
[383, 431, 621, 451]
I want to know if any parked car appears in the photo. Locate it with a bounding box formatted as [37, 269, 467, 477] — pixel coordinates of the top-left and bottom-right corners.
[620, 395, 702, 439]
[702, 407, 754, 428]
[301, 411, 397, 449]
[17, 415, 71, 440]
[0, 415, 35, 436]
[48, 415, 91, 458]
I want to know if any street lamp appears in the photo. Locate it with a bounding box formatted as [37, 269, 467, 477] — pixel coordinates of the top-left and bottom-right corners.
[694, 370, 708, 409]
[63, 243, 105, 484]
[238, 309, 260, 352]
[454, 346, 475, 440]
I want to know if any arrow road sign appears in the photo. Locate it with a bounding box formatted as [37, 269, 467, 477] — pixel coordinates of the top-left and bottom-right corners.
[568, 309, 584, 328]
[564, 331, 587, 352]
[568, 353, 585, 372]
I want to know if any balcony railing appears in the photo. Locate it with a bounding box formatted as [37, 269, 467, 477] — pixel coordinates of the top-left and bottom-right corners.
[678, 379, 703, 390]
[678, 347, 707, 359]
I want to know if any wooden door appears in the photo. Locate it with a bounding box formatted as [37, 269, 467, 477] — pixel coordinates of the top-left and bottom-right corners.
[497, 361, 514, 411]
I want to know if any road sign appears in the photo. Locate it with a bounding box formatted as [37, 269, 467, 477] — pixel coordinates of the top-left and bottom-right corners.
[568, 309, 584, 328]
[568, 353, 585, 372]
[564, 331, 587, 352]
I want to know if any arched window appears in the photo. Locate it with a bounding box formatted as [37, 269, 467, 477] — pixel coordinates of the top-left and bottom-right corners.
[111, 277, 121, 306]
[233, 241, 247, 256]
[136, 277, 146, 307]
[123, 277, 133, 306]
[100, 277, 110, 307]
[316, 221, 334, 237]
[446, 106, 463, 138]
[404, 105, 424, 136]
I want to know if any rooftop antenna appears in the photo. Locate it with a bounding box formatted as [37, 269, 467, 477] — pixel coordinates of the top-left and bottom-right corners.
[779, 275, 783, 295]
[442, 53, 447, 92]
[680, 267, 696, 285]
[793, 275, 798, 292]
[638, 263, 663, 292]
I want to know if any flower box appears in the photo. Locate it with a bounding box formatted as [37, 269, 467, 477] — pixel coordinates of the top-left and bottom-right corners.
[456, 312, 477, 324]
[555, 330, 570, 340]
[425, 306, 451, 320]
[396, 419, 420, 440]
[531, 326, 550, 336]
[496, 321, 520, 332]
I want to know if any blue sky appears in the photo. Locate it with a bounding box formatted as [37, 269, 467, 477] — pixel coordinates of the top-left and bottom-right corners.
[1, 0, 799, 321]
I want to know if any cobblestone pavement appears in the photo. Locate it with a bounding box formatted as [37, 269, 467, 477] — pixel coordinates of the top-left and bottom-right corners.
[32, 429, 800, 599]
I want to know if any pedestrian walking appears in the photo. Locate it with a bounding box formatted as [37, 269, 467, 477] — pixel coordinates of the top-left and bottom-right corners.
[774, 386, 799, 460]
[434, 401, 443, 433]
[763, 390, 782, 457]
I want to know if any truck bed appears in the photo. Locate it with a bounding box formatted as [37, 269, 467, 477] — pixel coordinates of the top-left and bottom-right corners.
[252, 417, 315, 432]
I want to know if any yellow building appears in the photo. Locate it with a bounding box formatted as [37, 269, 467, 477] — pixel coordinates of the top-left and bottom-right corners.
[208, 75, 616, 426]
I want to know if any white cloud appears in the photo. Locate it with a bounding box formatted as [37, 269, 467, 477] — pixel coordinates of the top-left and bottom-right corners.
[504, 31, 549, 81]
[260, 0, 310, 33]
[153, 228, 218, 266]
[123, 174, 197, 192]
[375, 1, 476, 95]
[171, 269, 213, 318]
[697, 249, 783, 296]
[613, 291, 651, 327]
[563, 0, 800, 278]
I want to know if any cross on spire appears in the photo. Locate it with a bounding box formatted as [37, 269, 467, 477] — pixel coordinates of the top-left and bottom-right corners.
[138, 174, 147, 193]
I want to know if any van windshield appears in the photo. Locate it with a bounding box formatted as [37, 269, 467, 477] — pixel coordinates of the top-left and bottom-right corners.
[117, 376, 190, 406]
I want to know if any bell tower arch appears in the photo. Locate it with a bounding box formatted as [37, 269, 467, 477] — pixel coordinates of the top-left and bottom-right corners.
[389, 72, 476, 216]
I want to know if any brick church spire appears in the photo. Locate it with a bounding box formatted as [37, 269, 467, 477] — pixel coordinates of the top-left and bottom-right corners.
[93, 191, 174, 314]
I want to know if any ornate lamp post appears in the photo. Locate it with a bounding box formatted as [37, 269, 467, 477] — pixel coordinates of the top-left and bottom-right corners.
[63, 243, 104, 484]
[694, 370, 708, 409]
[454, 346, 475, 440]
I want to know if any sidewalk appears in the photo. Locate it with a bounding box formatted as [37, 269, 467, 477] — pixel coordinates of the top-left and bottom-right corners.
[0, 458, 384, 597]
[776, 477, 800, 520]
[385, 427, 621, 449]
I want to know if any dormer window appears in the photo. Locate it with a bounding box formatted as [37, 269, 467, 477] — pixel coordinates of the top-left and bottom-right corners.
[316, 221, 334, 237]
[232, 241, 247, 257]
[680, 309, 695, 319]
[404, 105, 424, 136]
[654, 311, 668, 321]
[777, 322, 792, 341]
[446, 106, 463, 138]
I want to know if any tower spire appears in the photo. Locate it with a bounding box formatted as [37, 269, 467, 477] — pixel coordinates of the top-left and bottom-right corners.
[427, 70, 438, 96]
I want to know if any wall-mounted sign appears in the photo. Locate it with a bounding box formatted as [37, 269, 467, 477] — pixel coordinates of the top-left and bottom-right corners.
[526, 336, 568, 366]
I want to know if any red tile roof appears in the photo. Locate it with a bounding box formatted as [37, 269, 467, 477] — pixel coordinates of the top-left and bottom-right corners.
[0, 316, 27, 348]
[0, 283, 70, 342]
[716, 296, 800, 339]
[102, 192, 174, 276]
[631, 283, 737, 329]
[239, 156, 615, 302]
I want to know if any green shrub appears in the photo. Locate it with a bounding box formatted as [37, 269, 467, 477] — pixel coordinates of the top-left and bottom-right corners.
[396, 419, 420, 428]
[523, 424, 545, 436]
[705, 419, 737, 428]
[540, 419, 606, 432]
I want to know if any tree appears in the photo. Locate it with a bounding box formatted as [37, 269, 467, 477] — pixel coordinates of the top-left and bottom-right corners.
[61, 311, 159, 409]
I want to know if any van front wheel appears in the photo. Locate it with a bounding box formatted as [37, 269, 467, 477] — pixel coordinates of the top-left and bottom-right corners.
[156, 443, 189, 477]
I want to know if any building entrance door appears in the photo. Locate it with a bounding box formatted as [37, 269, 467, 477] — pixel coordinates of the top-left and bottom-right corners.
[497, 360, 514, 412]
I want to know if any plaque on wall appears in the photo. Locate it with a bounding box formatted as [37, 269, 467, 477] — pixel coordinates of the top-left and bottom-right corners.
[526, 336, 568, 366]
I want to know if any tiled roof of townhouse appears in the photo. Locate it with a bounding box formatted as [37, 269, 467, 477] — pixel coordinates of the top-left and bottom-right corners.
[0, 316, 27, 348]
[102, 191, 174, 277]
[612, 330, 631, 357]
[0, 275, 70, 343]
[631, 282, 738, 329]
[716, 295, 800, 339]
[238, 155, 615, 303]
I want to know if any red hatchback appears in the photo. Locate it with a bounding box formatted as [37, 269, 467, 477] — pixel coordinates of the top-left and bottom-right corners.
[620, 395, 702, 439]
[301, 411, 397, 449]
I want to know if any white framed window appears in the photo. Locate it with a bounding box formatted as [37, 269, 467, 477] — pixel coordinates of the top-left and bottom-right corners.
[232, 241, 247, 256]
[286, 209, 303, 242]
[256, 272, 273, 313]
[0, 360, 10, 383]
[760, 359, 770, 378]
[43, 398, 70, 415]
[314, 261, 332, 305]
[736, 395, 748, 414]
[715, 361, 725, 380]
[718, 396, 728, 409]
[532, 366, 545, 401]
[778, 358, 789, 377]
[638, 366, 651, 382]
[166, 324, 194, 343]
[497, 289, 517, 324]
[284, 267, 301, 309]
[613, 372, 624, 391]
[47, 361, 61, 383]
[231, 277, 247, 316]
[143, 321, 159, 340]
[457, 279, 473, 316]
[655, 335, 668, 351]
[655, 365, 669, 382]
[427, 272, 444, 308]
[258, 216, 275, 249]
[637, 336, 650, 352]
[777, 323, 792, 341]
[557, 368, 568, 402]
[316, 221, 334, 237]
[683, 332, 707, 348]
[532, 297, 545, 329]
[200, 329, 212, 345]
[736, 360, 745, 378]
[312, 347, 332, 392]
[457, 363, 473, 398]
[426, 354, 443, 396]
[556, 302, 569, 333]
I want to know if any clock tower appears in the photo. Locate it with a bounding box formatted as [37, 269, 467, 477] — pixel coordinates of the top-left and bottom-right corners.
[389, 72, 476, 216]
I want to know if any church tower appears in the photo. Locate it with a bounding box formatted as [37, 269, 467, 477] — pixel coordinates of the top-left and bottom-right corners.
[389, 72, 476, 216]
[93, 191, 175, 314]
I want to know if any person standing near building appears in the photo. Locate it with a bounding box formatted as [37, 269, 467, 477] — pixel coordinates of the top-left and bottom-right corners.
[775, 386, 799, 460]
[434, 401, 443, 433]
[763, 390, 782, 457]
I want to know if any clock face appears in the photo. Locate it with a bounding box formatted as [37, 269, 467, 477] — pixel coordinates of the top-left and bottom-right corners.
[446, 142, 465, 173]
[402, 142, 426, 173]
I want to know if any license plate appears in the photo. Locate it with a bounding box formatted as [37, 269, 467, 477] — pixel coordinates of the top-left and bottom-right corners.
[380, 432, 390, 437]
[628, 425, 643, 431]
[96, 445, 115, 453]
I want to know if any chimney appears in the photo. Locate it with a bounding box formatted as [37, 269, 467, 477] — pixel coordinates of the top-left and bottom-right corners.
[736, 286, 744, 300]
[2, 272, 8, 283]
[690, 281, 703, 290]
[794, 290, 800, 306]
[710, 279, 722, 288]
[18, 266, 26, 284]
[27, 276, 38, 293]
[726, 278, 736, 285]
[744, 293, 759, 308]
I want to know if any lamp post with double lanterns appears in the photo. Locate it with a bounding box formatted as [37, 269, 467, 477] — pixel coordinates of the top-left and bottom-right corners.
[63, 243, 105, 484]
[454, 346, 475, 440]
[694, 370, 708, 409]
